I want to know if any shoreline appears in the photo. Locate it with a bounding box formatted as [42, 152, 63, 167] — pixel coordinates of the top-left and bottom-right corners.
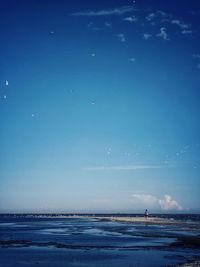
[178, 261, 200, 267]
[91, 216, 200, 229]
[1, 214, 200, 228]
[1, 214, 200, 230]
[96, 215, 182, 224]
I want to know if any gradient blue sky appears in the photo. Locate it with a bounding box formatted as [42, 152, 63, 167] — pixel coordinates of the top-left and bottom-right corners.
[0, 0, 200, 213]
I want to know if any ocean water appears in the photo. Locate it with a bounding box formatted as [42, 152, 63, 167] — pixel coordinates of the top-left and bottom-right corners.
[0, 215, 200, 267]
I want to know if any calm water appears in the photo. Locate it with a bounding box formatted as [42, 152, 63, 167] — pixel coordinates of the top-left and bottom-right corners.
[0, 215, 200, 267]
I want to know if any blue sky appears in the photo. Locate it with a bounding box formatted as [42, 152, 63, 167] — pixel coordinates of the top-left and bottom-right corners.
[0, 0, 200, 213]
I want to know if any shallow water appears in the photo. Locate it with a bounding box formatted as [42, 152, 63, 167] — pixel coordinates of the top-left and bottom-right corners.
[0, 217, 199, 267]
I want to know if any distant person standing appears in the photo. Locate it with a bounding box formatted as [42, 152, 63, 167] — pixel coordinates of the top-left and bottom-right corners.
[145, 209, 149, 218]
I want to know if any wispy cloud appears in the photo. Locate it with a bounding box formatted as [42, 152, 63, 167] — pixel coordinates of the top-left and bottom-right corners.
[143, 33, 152, 40]
[123, 16, 137, 22]
[181, 30, 192, 35]
[171, 19, 193, 36]
[104, 21, 112, 28]
[193, 54, 200, 59]
[192, 54, 200, 59]
[157, 10, 168, 17]
[146, 12, 157, 21]
[84, 165, 162, 171]
[71, 6, 134, 16]
[87, 22, 100, 31]
[146, 10, 170, 22]
[132, 194, 182, 210]
[171, 19, 190, 30]
[156, 27, 169, 40]
[193, 54, 200, 69]
[117, 33, 126, 42]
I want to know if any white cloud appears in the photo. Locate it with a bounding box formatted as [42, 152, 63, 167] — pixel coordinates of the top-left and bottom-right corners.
[71, 6, 134, 16]
[132, 193, 182, 211]
[84, 165, 161, 171]
[5, 80, 9, 86]
[117, 33, 126, 42]
[158, 195, 182, 210]
[123, 16, 137, 22]
[156, 27, 169, 40]
[171, 19, 190, 30]
[143, 33, 152, 40]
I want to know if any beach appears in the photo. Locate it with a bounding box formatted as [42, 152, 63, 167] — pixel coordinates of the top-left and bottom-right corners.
[94, 216, 186, 224]
[93, 215, 200, 229]
[97, 216, 200, 266]
[178, 261, 200, 267]
[0, 214, 200, 266]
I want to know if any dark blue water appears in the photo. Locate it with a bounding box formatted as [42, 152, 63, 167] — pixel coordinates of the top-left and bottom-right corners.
[0, 215, 199, 267]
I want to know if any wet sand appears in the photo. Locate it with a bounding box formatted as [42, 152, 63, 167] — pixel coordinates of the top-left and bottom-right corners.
[99, 216, 180, 224]
[93, 216, 200, 267]
[0, 215, 199, 266]
[92, 216, 200, 228]
[90, 216, 200, 229]
[178, 261, 200, 267]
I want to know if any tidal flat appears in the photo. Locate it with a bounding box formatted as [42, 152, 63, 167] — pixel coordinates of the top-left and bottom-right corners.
[0, 215, 200, 267]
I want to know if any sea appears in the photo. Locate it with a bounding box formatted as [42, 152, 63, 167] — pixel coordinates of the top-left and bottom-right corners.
[0, 214, 200, 267]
